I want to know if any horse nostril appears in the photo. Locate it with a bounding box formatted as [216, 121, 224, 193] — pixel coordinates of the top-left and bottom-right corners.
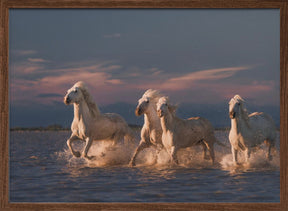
[64, 97, 71, 105]
[135, 107, 142, 116]
[229, 112, 235, 119]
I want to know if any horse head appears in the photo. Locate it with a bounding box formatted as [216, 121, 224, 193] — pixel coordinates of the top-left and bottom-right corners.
[135, 96, 150, 116]
[64, 81, 86, 105]
[156, 97, 177, 118]
[135, 89, 161, 116]
[229, 94, 245, 119]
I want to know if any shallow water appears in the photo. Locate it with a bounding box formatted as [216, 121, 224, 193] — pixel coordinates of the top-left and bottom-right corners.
[10, 130, 280, 202]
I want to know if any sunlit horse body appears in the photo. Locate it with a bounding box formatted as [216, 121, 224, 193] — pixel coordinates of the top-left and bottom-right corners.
[156, 97, 218, 165]
[64, 81, 135, 160]
[228, 95, 277, 165]
[129, 89, 164, 166]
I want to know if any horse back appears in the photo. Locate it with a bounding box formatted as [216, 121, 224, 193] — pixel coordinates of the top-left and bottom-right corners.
[248, 112, 277, 140]
[249, 112, 276, 128]
[187, 117, 214, 131]
[102, 113, 127, 124]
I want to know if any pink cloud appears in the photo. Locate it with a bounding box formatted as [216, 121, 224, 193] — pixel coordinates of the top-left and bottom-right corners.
[170, 66, 251, 81]
[10, 60, 278, 107]
[27, 58, 49, 63]
[12, 49, 37, 56]
[10, 60, 125, 105]
[11, 61, 44, 74]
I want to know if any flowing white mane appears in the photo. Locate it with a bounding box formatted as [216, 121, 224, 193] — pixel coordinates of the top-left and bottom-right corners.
[231, 94, 249, 121]
[142, 89, 162, 102]
[74, 81, 100, 118]
[159, 96, 178, 115]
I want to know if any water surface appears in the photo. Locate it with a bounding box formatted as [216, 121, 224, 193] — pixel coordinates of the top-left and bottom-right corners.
[10, 130, 280, 202]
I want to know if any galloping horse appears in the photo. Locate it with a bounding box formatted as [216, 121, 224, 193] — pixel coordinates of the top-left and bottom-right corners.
[129, 89, 164, 166]
[228, 95, 277, 165]
[64, 81, 135, 160]
[156, 97, 217, 165]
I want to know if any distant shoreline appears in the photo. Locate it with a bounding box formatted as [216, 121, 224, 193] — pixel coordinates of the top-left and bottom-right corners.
[10, 124, 233, 132]
[9, 124, 143, 132]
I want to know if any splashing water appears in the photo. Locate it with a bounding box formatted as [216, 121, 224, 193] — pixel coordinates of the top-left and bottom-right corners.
[220, 145, 279, 172]
[56, 131, 279, 173]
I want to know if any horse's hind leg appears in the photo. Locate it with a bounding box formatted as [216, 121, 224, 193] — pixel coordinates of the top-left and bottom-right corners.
[201, 141, 210, 160]
[203, 140, 215, 164]
[265, 139, 276, 161]
[67, 135, 81, 157]
[244, 148, 251, 163]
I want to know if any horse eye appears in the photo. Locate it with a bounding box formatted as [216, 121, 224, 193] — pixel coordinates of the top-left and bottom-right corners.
[75, 90, 78, 93]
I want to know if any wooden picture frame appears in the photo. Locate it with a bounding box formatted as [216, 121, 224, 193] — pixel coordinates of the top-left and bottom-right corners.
[1, 0, 287, 210]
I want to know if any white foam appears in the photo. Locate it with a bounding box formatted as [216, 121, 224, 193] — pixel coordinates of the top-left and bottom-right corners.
[220, 147, 279, 172]
[56, 131, 279, 171]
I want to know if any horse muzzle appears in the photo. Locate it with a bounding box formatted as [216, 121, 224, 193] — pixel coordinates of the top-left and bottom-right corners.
[229, 111, 236, 119]
[135, 107, 143, 116]
[64, 96, 71, 105]
[157, 109, 164, 117]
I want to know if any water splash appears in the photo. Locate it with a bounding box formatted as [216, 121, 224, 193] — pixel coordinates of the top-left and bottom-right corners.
[220, 145, 279, 172]
[55, 131, 280, 172]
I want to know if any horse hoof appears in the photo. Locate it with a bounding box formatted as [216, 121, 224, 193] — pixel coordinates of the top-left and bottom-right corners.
[128, 161, 135, 167]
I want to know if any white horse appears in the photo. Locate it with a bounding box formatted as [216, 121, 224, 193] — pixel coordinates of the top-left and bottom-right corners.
[156, 96, 218, 165]
[228, 95, 277, 165]
[64, 81, 135, 160]
[129, 89, 164, 167]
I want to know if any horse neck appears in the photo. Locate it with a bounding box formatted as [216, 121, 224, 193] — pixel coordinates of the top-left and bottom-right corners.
[144, 104, 160, 129]
[73, 101, 92, 122]
[160, 112, 174, 133]
[231, 108, 250, 133]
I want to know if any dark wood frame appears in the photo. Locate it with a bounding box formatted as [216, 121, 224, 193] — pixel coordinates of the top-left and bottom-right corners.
[1, 0, 287, 210]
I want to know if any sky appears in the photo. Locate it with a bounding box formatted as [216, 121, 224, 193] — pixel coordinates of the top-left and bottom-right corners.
[9, 9, 280, 128]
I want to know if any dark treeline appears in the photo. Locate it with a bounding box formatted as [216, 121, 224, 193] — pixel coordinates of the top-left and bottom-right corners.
[10, 124, 142, 131]
[10, 124, 70, 131]
[10, 124, 238, 132]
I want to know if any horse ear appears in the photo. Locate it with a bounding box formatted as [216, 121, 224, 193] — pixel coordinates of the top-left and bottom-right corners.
[234, 94, 245, 102]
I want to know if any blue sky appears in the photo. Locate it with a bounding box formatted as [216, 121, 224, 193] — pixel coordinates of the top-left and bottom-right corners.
[9, 9, 280, 127]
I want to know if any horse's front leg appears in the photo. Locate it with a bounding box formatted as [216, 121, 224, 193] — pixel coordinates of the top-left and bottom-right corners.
[170, 146, 179, 165]
[129, 140, 150, 167]
[244, 148, 251, 163]
[231, 146, 239, 165]
[83, 137, 95, 160]
[67, 135, 81, 158]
